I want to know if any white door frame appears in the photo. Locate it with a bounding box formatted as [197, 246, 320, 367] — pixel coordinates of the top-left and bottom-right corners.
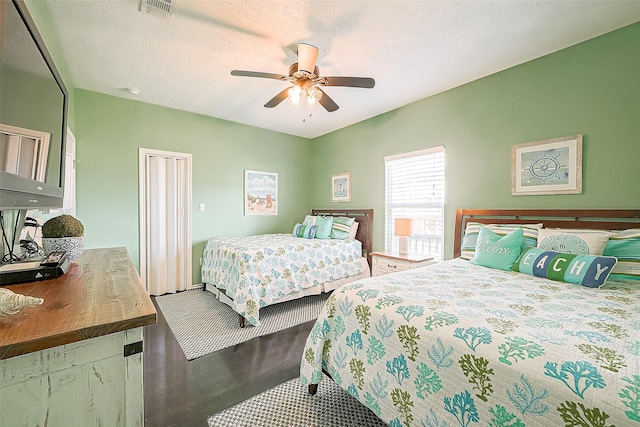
[138, 147, 193, 292]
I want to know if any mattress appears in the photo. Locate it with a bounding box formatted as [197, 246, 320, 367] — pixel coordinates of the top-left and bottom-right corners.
[202, 233, 365, 326]
[300, 258, 640, 426]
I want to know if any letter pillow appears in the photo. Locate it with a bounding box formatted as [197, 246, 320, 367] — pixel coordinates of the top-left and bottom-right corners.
[472, 227, 524, 271]
[513, 247, 618, 288]
[293, 223, 317, 239]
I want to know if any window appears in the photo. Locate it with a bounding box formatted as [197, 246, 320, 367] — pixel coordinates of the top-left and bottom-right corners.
[385, 146, 445, 259]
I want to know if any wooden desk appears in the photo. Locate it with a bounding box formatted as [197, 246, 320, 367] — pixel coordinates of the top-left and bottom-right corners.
[0, 247, 156, 426]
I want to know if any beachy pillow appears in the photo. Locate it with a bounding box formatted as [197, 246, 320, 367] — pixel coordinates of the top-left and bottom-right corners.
[472, 227, 524, 271]
[537, 229, 610, 255]
[302, 215, 316, 226]
[513, 247, 617, 288]
[292, 223, 317, 239]
[604, 228, 640, 281]
[315, 216, 334, 239]
[460, 222, 542, 260]
[331, 216, 356, 239]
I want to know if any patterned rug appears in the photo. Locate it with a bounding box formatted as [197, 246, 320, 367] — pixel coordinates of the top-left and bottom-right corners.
[207, 375, 386, 427]
[155, 289, 330, 360]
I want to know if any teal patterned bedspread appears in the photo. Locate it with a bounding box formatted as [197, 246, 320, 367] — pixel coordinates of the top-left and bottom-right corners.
[300, 258, 640, 426]
[201, 234, 363, 326]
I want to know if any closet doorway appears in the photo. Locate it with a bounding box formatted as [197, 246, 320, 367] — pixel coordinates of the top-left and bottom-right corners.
[139, 148, 192, 295]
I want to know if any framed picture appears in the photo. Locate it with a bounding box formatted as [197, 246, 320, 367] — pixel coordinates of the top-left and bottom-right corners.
[244, 170, 278, 215]
[331, 172, 351, 202]
[511, 135, 583, 196]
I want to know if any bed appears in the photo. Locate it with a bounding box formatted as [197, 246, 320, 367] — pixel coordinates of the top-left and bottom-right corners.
[301, 208, 640, 426]
[201, 209, 373, 327]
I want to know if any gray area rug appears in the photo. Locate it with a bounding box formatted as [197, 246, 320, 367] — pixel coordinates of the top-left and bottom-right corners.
[207, 375, 386, 427]
[155, 290, 329, 360]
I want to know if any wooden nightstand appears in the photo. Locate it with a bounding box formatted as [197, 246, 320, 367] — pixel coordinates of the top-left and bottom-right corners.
[371, 251, 435, 277]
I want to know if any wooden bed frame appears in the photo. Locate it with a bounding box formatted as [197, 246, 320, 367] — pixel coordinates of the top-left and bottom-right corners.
[309, 207, 640, 395]
[454, 208, 640, 258]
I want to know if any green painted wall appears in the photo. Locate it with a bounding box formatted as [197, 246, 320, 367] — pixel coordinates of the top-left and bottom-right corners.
[74, 90, 311, 283]
[310, 22, 640, 259]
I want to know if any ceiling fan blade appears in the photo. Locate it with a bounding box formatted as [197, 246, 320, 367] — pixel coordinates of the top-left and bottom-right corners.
[231, 70, 286, 80]
[316, 87, 339, 112]
[322, 76, 375, 88]
[297, 43, 319, 74]
[264, 88, 290, 108]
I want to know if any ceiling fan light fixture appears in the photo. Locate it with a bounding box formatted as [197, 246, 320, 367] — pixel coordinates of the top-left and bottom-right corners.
[287, 86, 302, 108]
[307, 86, 322, 108]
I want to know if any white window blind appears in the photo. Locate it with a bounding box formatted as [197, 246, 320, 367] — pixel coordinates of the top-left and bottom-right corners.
[384, 146, 445, 259]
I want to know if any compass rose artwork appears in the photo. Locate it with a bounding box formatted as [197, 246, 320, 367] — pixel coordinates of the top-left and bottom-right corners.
[511, 135, 582, 195]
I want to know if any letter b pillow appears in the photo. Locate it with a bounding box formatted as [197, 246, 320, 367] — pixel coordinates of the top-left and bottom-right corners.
[513, 247, 617, 288]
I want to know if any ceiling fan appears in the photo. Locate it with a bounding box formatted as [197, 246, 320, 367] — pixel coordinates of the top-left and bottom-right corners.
[231, 43, 375, 112]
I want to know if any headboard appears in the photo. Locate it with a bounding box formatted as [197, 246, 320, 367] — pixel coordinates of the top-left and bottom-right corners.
[311, 208, 373, 266]
[454, 208, 640, 258]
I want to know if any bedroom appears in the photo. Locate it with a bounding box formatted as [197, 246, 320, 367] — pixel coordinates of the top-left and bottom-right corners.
[1, 0, 639, 426]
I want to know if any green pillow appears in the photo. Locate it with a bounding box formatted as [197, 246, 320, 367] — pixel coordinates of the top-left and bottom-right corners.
[315, 216, 334, 239]
[292, 223, 317, 239]
[330, 216, 356, 239]
[513, 247, 618, 288]
[603, 229, 640, 281]
[472, 227, 524, 271]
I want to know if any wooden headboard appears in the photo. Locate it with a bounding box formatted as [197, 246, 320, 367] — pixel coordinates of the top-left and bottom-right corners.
[454, 208, 640, 258]
[311, 208, 373, 265]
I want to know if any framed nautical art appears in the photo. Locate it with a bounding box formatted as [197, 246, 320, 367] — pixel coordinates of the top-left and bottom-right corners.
[331, 172, 351, 202]
[511, 135, 583, 195]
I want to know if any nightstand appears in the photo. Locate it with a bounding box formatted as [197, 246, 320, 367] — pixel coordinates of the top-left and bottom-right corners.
[371, 251, 435, 277]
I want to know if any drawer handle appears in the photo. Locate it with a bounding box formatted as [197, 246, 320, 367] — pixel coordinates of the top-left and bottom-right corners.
[387, 264, 397, 268]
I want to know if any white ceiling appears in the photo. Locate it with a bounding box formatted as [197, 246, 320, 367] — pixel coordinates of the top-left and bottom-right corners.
[42, 0, 640, 139]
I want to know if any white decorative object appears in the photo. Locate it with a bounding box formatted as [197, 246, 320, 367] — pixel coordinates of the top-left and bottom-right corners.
[0, 288, 44, 315]
[42, 236, 84, 262]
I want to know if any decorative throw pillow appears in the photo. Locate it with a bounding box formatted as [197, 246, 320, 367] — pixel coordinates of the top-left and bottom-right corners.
[537, 229, 610, 255]
[302, 215, 316, 226]
[460, 222, 541, 260]
[513, 247, 617, 289]
[331, 216, 356, 239]
[472, 227, 524, 271]
[348, 222, 359, 239]
[315, 216, 334, 239]
[603, 228, 640, 281]
[292, 223, 317, 239]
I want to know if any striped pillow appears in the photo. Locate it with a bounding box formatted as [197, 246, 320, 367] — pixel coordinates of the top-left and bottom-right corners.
[331, 216, 356, 240]
[460, 222, 542, 260]
[604, 228, 640, 281]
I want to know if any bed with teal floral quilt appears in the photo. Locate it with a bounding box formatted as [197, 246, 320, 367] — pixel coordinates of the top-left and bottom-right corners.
[300, 258, 640, 426]
[201, 234, 364, 326]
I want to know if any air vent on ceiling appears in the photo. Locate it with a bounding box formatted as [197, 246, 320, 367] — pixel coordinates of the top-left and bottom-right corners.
[140, 0, 174, 21]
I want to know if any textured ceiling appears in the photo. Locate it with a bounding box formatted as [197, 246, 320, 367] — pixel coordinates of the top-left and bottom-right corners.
[42, 0, 640, 139]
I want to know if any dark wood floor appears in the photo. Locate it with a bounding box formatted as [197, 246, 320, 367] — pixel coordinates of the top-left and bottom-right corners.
[143, 297, 315, 427]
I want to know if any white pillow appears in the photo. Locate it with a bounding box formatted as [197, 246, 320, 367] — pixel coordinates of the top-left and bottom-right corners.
[537, 228, 610, 255]
[348, 221, 359, 239]
[302, 215, 316, 226]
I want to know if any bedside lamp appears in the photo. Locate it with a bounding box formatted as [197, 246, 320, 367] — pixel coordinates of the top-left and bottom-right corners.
[395, 218, 414, 256]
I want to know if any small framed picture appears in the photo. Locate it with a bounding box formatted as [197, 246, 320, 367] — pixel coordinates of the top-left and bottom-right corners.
[511, 135, 582, 195]
[331, 172, 351, 202]
[244, 170, 278, 215]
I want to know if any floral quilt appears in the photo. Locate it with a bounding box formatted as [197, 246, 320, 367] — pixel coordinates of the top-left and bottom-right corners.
[300, 258, 640, 426]
[201, 234, 363, 326]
